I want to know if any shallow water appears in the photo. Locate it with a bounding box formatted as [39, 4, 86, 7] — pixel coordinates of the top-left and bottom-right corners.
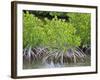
[23, 56, 91, 69]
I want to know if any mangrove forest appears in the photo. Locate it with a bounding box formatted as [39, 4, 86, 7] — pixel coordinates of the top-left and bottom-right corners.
[23, 10, 91, 69]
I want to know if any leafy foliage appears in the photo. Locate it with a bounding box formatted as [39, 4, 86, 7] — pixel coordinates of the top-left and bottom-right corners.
[67, 13, 91, 47]
[23, 11, 44, 48]
[23, 12, 81, 51]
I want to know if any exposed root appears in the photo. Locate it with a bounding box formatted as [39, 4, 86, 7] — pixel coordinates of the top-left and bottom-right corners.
[23, 46, 48, 64]
[23, 46, 89, 65]
[43, 48, 87, 65]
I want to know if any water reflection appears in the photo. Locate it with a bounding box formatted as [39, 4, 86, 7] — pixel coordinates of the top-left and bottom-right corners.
[23, 56, 90, 69]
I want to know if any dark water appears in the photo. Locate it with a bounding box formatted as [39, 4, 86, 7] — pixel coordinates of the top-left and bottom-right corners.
[23, 56, 91, 69]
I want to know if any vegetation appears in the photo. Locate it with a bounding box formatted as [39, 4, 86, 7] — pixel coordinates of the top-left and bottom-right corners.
[23, 11, 91, 66]
[67, 13, 91, 48]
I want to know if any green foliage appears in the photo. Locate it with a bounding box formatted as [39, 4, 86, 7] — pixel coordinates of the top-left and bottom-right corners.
[23, 11, 44, 48]
[43, 16, 81, 50]
[67, 13, 91, 47]
[23, 11, 81, 50]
